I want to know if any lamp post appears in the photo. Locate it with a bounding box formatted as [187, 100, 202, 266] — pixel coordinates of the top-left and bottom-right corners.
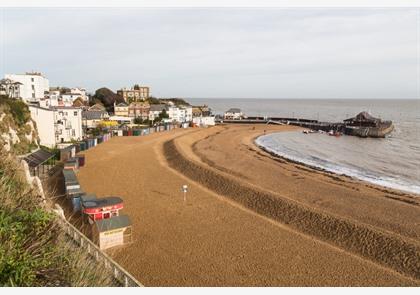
[181, 184, 188, 203]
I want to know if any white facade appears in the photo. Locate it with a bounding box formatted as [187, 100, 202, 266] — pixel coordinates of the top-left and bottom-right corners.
[70, 87, 87, 101]
[5, 73, 49, 102]
[193, 116, 215, 127]
[168, 106, 193, 123]
[224, 108, 243, 120]
[29, 105, 83, 147]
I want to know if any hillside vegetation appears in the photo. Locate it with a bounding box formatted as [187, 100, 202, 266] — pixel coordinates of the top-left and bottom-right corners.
[0, 95, 39, 155]
[0, 96, 117, 286]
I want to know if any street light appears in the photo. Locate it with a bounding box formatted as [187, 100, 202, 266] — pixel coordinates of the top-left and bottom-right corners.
[181, 184, 188, 203]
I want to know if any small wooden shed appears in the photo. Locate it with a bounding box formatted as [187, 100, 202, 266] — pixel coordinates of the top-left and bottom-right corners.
[93, 215, 132, 250]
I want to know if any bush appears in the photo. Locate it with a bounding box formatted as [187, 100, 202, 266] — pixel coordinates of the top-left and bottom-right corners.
[0, 151, 116, 286]
[0, 96, 30, 127]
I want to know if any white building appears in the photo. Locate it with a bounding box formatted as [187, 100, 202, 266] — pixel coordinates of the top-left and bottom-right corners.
[5, 72, 49, 103]
[192, 116, 215, 127]
[70, 87, 87, 101]
[224, 108, 243, 120]
[0, 78, 22, 98]
[149, 104, 168, 121]
[29, 105, 83, 147]
[168, 105, 193, 123]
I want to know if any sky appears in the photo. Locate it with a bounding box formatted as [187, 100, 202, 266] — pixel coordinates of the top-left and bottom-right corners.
[0, 8, 419, 98]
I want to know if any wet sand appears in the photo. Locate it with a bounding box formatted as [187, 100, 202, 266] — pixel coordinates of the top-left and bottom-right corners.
[76, 125, 420, 286]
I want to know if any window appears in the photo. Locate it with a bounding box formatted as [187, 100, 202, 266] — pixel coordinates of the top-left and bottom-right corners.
[31, 78, 34, 82]
[32, 93, 35, 98]
[74, 111, 77, 116]
[31, 85, 35, 90]
[72, 129, 75, 137]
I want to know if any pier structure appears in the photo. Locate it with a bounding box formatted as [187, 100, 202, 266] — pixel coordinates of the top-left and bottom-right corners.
[216, 116, 345, 132]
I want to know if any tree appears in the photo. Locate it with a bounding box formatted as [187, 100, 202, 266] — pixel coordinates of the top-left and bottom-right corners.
[159, 109, 169, 120]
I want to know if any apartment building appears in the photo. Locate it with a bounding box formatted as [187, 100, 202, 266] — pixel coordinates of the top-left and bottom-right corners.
[117, 85, 150, 102]
[29, 105, 83, 147]
[5, 72, 49, 103]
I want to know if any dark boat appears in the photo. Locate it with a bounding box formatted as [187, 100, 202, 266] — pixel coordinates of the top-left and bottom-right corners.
[343, 111, 394, 138]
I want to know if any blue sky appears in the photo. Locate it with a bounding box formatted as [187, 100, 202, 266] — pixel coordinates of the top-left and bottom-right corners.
[0, 8, 418, 98]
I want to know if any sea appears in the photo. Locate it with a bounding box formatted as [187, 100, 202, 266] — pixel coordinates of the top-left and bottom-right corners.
[188, 98, 420, 195]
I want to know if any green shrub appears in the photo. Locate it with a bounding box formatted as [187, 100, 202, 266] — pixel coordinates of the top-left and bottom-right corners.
[0, 151, 116, 286]
[0, 96, 30, 127]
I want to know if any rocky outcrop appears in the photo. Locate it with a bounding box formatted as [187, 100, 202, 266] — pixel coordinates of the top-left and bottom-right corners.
[0, 96, 39, 154]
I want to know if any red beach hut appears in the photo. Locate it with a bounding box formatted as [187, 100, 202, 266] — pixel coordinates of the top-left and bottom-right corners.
[82, 196, 124, 224]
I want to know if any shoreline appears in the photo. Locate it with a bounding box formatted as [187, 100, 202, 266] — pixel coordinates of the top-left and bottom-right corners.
[252, 132, 420, 204]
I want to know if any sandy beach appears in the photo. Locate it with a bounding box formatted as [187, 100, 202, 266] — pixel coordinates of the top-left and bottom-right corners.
[76, 124, 420, 286]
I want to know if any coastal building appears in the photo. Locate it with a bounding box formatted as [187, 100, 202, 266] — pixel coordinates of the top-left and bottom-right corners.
[61, 92, 83, 104]
[5, 72, 49, 103]
[192, 116, 215, 127]
[128, 102, 150, 120]
[114, 102, 129, 117]
[82, 109, 109, 129]
[29, 105, 83, 147]
[168, 105, 193, 123]
[117, 85, 150, 103]
[192, 105, 211, 117]
[0, 78, 22, 98]
[224, 108, 243, 120]
[148, 104, 168, 121]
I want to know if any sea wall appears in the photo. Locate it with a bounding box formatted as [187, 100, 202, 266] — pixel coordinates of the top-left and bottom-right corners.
[163, 138, 420, 281]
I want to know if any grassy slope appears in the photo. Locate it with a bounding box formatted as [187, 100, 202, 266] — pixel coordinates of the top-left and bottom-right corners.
[0, 96, 117, 286]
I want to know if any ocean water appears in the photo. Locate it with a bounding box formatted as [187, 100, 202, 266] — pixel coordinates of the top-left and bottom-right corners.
[189, 98, 420, 195]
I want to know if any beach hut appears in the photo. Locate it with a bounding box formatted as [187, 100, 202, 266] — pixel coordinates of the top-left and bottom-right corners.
[64, 158, 79, 170]
[63, 170, 80, 197]
[71, 192, 85, 213]
[81, 196, 124, 224]
[60, 145, 76, 162]
[79, 141, 86, 151]
[76, 154, 85, 167]
[92, 215, 132, 250]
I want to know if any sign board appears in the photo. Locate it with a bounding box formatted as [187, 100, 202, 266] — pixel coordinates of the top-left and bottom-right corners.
[99, 228, 125, 250]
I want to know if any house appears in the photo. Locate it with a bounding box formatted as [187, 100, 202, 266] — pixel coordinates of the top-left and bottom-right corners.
[117, 85, 150, 103]
[82, 109, 110, 129]
[69, 87, 88, 101]
[148, 104, 168, 121]
[61, 92, 83, 104]
[128, 102, 150, 120]
[192, 105, 211, 117]
[114, 102, 129, 117]
[0, 78, 22, 98]
[224, 108, 243, 120]
[29, 105, 83, 147]
[5, 72, 49, 103]
[168, 105, 193, 123]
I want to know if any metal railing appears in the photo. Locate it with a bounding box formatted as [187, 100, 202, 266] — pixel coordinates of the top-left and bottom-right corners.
[58, 217, 143, 287]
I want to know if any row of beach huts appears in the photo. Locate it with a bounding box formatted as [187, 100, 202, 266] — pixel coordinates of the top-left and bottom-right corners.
[59, 123, 182, 250]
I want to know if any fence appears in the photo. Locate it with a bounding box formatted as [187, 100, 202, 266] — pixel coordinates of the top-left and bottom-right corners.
[58, 216, 143, 287]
